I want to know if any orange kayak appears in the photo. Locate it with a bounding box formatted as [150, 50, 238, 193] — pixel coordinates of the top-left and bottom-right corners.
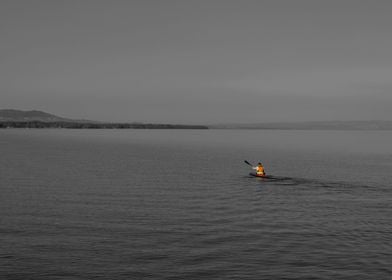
[249, 172, 268, 178]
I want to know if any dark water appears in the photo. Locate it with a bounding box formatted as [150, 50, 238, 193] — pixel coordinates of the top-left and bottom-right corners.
[1, 129, 391, 279]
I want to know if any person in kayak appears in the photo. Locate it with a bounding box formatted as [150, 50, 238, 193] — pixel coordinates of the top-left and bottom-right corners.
[253, 162, 266, 176]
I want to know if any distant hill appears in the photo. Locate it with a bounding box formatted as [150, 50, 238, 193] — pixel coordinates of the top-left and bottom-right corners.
[0, 109, 208, 129]
[0, 109, 71, 122]
[211, 121, 392, 130]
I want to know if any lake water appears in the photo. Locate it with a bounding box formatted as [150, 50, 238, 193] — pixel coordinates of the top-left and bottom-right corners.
[1, 129, 391, 279]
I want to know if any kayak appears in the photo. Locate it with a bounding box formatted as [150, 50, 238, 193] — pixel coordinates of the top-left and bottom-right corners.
[249, 172, 269, 178]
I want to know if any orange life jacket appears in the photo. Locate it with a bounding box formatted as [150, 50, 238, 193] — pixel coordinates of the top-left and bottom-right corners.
[256, 165, 265, 175]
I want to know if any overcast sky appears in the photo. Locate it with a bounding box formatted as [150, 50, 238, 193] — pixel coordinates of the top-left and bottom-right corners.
[1, 0, 392, 123]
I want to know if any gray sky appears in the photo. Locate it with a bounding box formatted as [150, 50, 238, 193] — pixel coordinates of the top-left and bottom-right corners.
[1, 0, 392, 123]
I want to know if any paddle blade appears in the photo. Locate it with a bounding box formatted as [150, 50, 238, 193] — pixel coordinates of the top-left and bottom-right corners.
[244, 160, 252, 166]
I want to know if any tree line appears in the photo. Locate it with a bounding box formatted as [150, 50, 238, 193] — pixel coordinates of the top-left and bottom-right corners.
[0, 121, 208, 129]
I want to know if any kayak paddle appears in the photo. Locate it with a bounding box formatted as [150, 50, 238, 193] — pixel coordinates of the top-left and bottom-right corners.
[244, 160, 253, 167]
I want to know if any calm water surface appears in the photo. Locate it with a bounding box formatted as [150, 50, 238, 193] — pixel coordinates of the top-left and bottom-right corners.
[1, 129, 391, 279]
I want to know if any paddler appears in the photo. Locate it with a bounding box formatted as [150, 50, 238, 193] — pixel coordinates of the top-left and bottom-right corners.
[253, 162, 266, 176]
